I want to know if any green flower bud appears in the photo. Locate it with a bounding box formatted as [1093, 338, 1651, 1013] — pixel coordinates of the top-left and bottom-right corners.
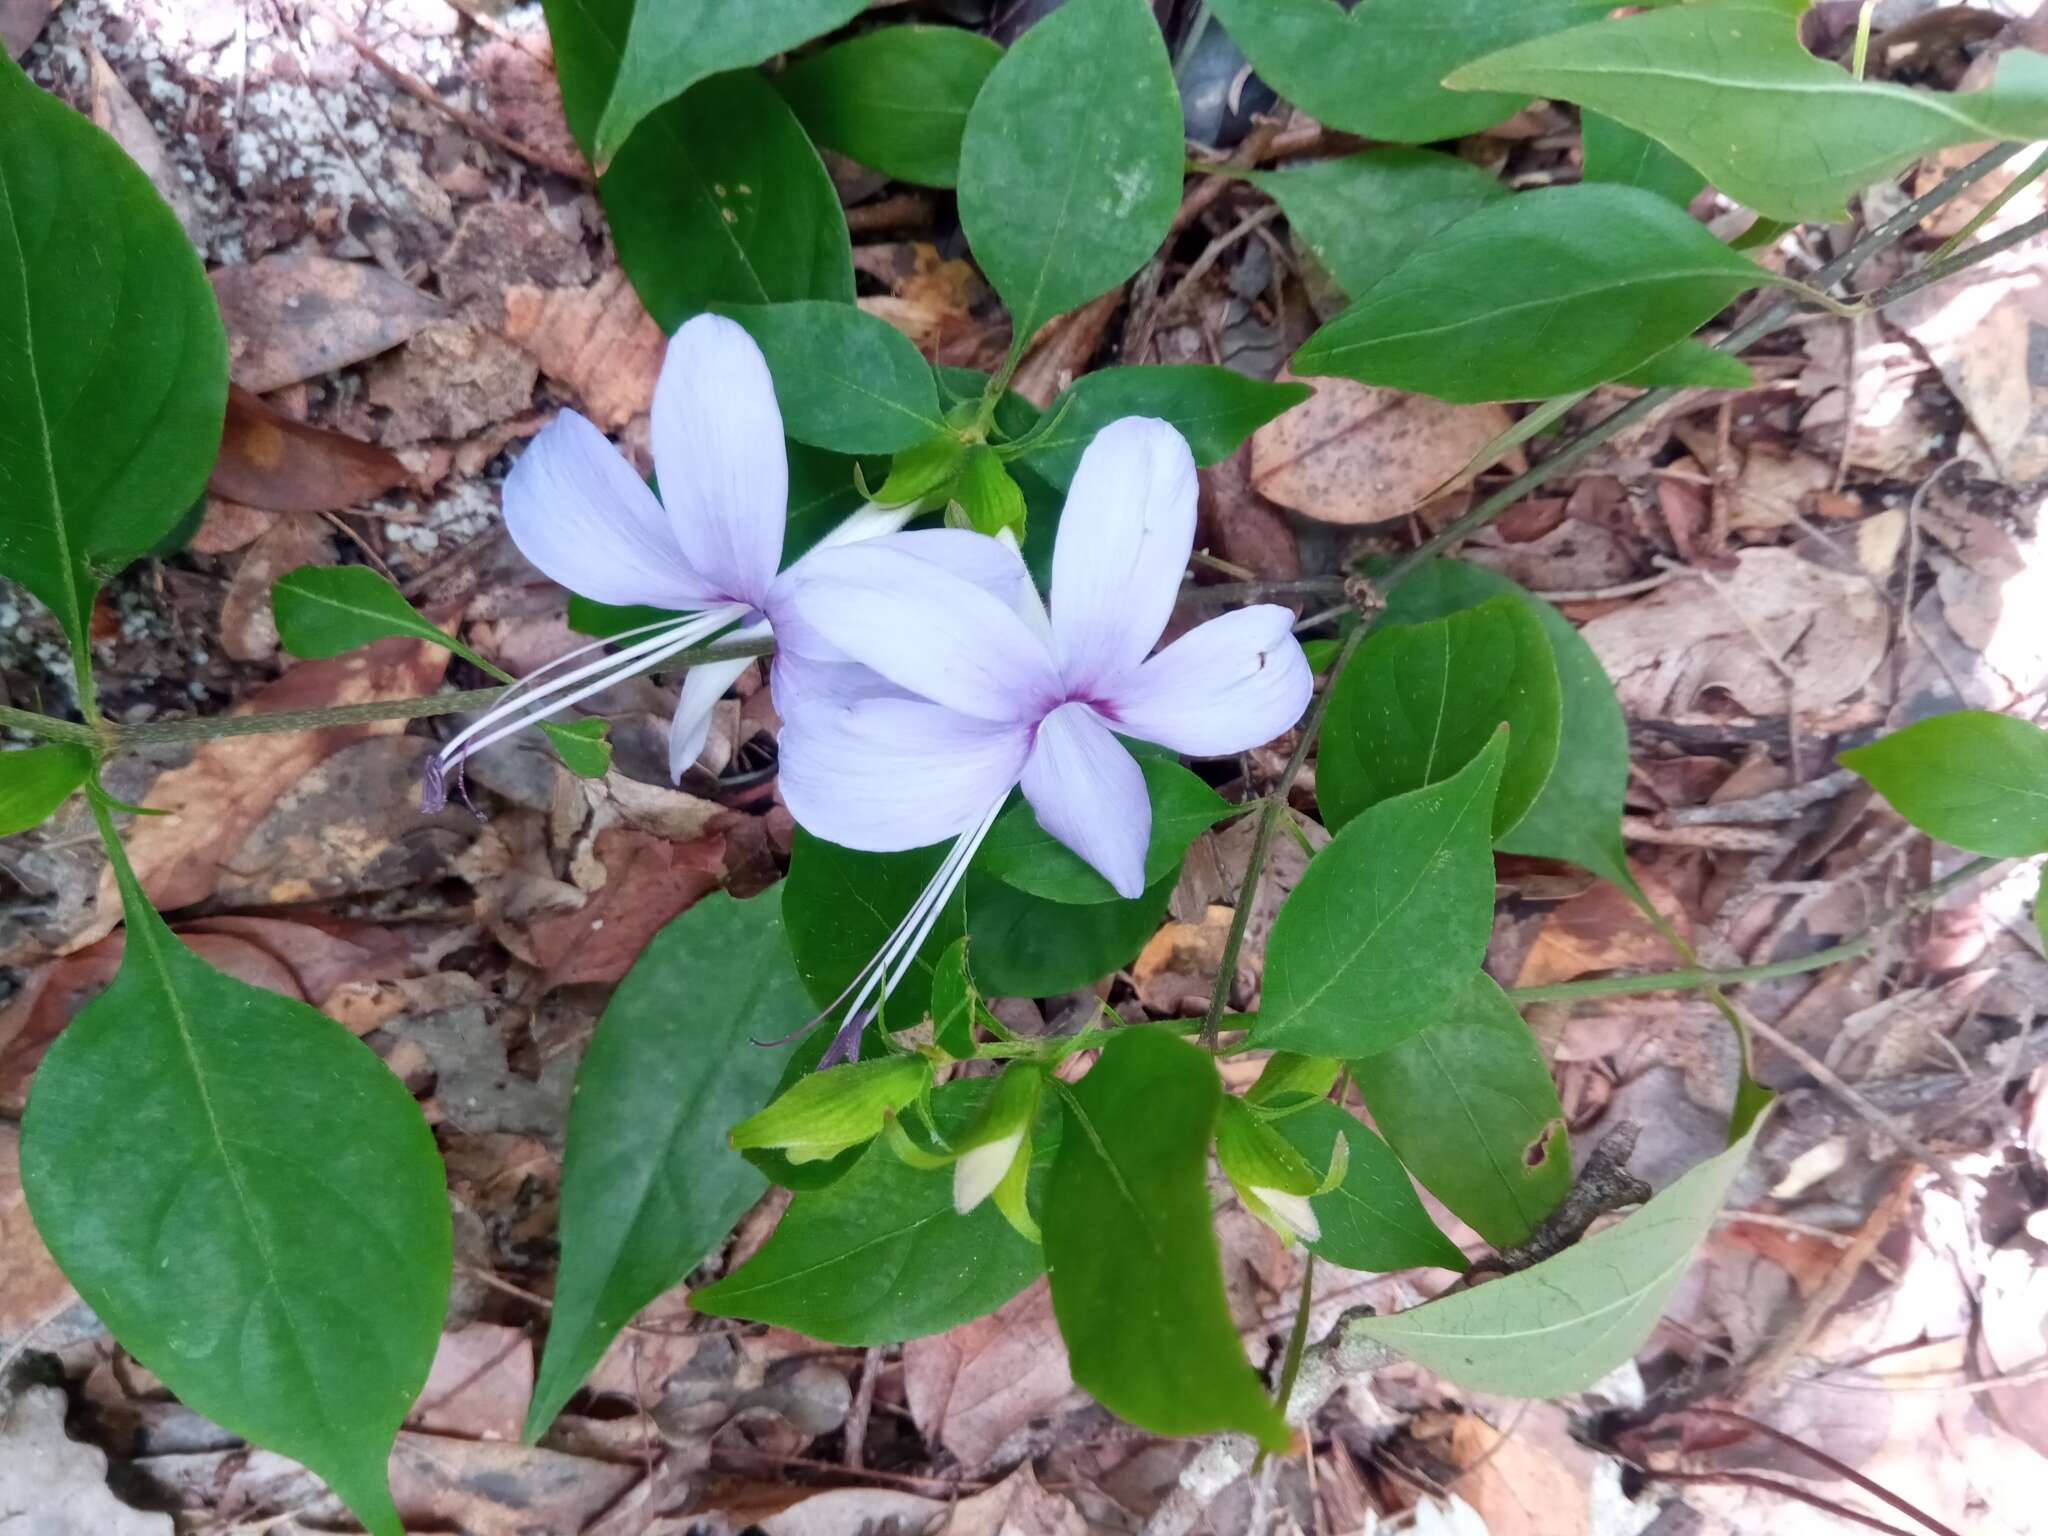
[874, 435, 968, 512]
[946, 445, 1027, 540]
[729, 1055, 931, 1165]
[1244, 1053, 1342, 1112]
[951, 1065, 1041, 1230]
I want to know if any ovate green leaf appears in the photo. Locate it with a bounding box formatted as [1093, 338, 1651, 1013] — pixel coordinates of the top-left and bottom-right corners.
[1581, 110, 1705, 211]
[538, 718, 613, 779]
[1294, 184, 1776, 403]
[1319, 594, 1561, 839]
[22, 815, 447, 1536]
[1245, 149, 1508, 301]
[721, 300, 942, 453]
[956, 0, 1182, 344]
[692, 1079, 1045, 1344]
[1023, 366, 1311, 489]
[1618, 336, 1756, 391]
[0, 57, 228, 655]
[1206, 0, 1610, 143]
[1273, 1101, 1468, 1273]
[272, 564, 500, 674]
[1351, 1117, 1763, 1396]
[775, 26, 1002, 188]
[591, 0, 865, 164]
[965, 867, 1173, 997]
[0, 742, 93, 836]
[527, 888, 803, 1437]
[1449, 2, 2048, 223]
[1352, 974, 1569, 1250]
[1252, 730, 1504, 1059]
[1046, 1029, 1287, 1447]
[1841, 711, 2048, 857]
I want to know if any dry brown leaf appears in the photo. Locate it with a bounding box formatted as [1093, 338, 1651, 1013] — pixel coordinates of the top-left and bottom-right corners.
[1, 0, 54, 55]
[1977, 1244, 2048, 1461]
[1249, 370, 1514, 526]
[1463, 515, 1639, 593]
[81, 634, 452, 941]
[1414, 1410, 1591, 1536]
[366, 319, 540, 445]
[218, 515, 335, 662]
[472, 39, 587, 177]
[208, 385, 411, 514]
[409, 1324, 535, 1442]
[527, 827, 728, 990]
[500, 269, 666, 431]
[901, 1278, 1080, 1470]
[190, 498, 280, 555]
[0, 1126, 78, 1343]
[0, 1385, 171, 1535]
[1891, 247, 2048, 482]
[1579, 548, 1886, 718]
[1514, 863, 1692, 988]
[211, 255, 447, 394]
[1198, 447, 1301, 582]
[754, 1489, 945, 1536]
[946, 1464, 1089, 1536]
[855, 241, 1001, 368]
[86, 47, 203, 246]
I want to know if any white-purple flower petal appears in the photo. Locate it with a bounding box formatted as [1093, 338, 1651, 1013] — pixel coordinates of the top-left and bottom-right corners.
[1099, 604, 1314, 757]
[1019, 701, 1152, 899]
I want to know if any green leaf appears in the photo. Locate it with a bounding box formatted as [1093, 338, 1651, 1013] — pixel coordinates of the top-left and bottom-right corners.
[0, 742, 93, 836]
[22, 811, 447, 1536]
[1352, 974, 1569, 1250]
[1581, 110, 1704, 211]
[1244, 1052, 1341, 1112]
[956, 0, 1182, 345]
[1617, 336, 1755, 391]
[1022, 366, 1312, 490]
[928, 936, 978, 1058]
[1383, 561, 1633, 890]
[1319, 595, 1561, 840]
[966, 867, 1173, 997]
[0, 57, 229, 657]
[1840, 711, 2048, 857]
[730, 1053, 931, 1163]
[2035, 876, 2047, 954]
[1350, 1116, 1764, 1396]
[1448, 1, 2048, 224]
[720, 301, 942, 453]
[692, 1078, 1045, 1344]
[603, 71, 855, 330]
[1252, 729, 1504, 1059]
[271, 564, 504, 676]
[526, 888, 804, 1438]
[785, 828, 964, 1030]
[1296, 183, 1778, 403]
[538, 718, 613, 779]
[1272, 1101, 1468, 1273]
[592, 0, 865, 165]
[1045, 1029, 1287, 1447]
[1206, 0, 1610, 143]
[1245, 150, 1508, 302]
[774, 25, 1002, 188]
[979, 759, 1231, 904]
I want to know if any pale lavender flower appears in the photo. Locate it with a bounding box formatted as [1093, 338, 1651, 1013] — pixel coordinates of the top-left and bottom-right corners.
[772, 417, 1313, 1063]
[429, 314, 931, 802]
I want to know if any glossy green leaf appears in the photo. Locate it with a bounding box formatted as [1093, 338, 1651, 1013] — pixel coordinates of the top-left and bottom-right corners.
[1449, 1, 2048, 224]
[1252, 730, 1503, 1059]
[538, 718, 613, 779]
[0, 742, 93, 836]
[956, 0, 1182, 345]
[785, 829, 964, 1028]
[526, 889, 803, 1437]
[1383, 560, 1632, 890]
[720, 300, 942, 453]
[1351, 1117, 1763, 1396]
[1618, 336, 1755, 391]
[1581, 110, 1704, 211]
[692, 1079, 1044, 1344]
[1273, 1101, 1468, 1273]
[591, 0, 865, 164]
[1206, 0, 1609, 143]
[1352, 974, 1569, 1250]
[775, 25, 1001, 187]
[272, 564, 501, 675]
[0, 57, 228, 656]
[1023, 366, 1312, 489]
[603, 72, 855, 330]
[966, 867, 1173, 997]
[22, 811, 447, 1536]
[1295, 184, 1776, 403]
[1319, 595, 1561, 840]
[1245, 149, 1508, 302]
[1841, 711, 2048, 857]
[978, 760, 1231, 904]
[1045, 1029, 1287, 1447]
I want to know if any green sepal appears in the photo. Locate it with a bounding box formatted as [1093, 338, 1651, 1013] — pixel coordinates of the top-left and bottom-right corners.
[882, 1109, 956, 1170]
[876, 433, 968, 511]
[728, 1054, 932, 1165]
[991, 1130, 1040, 1245]
[1215, 1097, 1320, 1199]
[947, 445, 1027, 539]
[1244, 1053, 1342, 1114]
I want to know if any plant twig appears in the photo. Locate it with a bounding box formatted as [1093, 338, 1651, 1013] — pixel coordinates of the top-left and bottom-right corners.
[1469, 1121, 1650, 1277]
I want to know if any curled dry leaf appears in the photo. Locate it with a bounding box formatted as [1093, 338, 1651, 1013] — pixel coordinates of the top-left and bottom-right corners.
[208, 385, 411, 514]
[1249, 370, 1514, 526]
[1579, 548, 1886, 718]
[211, 254, 447, 393]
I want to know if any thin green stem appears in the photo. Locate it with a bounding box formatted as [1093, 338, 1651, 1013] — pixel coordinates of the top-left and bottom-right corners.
[0, 705, 101, 747]
[1852, 0, 1877, 79]
[1509, 855, 2001, 1004]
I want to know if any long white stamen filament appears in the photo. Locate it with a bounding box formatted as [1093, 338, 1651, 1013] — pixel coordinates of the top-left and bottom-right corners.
[440, 605, 743, 764]
[846, 796, 1005, 1029]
